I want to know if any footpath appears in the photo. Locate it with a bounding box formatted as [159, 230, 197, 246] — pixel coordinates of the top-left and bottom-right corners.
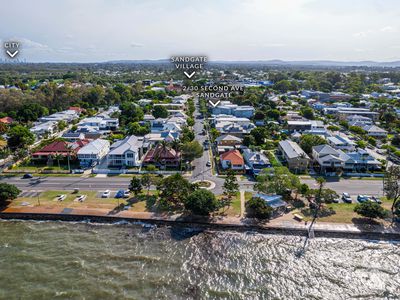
[1, 205, 400, 241]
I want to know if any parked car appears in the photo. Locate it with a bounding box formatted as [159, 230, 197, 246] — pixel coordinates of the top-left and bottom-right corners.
[332, 197, 340, 203]
[76, 195, 87, 202]
[377, 149, 386, 155]
[357, 194, 370, 203]
[206, 161, 211, 167]
[102, 190, 111, 198]
[370, 196, 382, 204]
[123, 190, 130, 198]
[57, 194, 66, 201]
[342, 192, 352, 203]
[22, 173, 33, 179]
[115, 189, 125, 198]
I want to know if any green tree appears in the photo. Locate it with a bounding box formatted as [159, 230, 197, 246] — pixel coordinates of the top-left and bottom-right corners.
[354, 202, 388, 220]
[0, 183, 20, 205]
[246, 197, 273, 219]
[152, 105, 169, 119]
[249, 127, 266, 146]
[181, 126, 195, 143]
[300, 107, 315, 120]
[129, 177, 143, 196]
[349, 126, 366, 135]
[141, 173, 152, 196]
[7, 125, 35, 149]
[184, 189, 218, 216]
[53, 153, 63, 169]
[255, 167, 300, 199]
[58, 120, 67, 131]
[127, 122, 150, 136]
[157, 173, 196, 209]
[299, 134, 327, 155]
[223, 170, 239, 200]
[383, 165, 400, 223]
[182, 141, 203, 162]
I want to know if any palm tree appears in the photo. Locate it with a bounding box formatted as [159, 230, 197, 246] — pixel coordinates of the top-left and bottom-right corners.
[170, 139, 182, 152]
[155, 140, 170, 169]
[66, 144, 74, 173]
[54, 152, 63, 170]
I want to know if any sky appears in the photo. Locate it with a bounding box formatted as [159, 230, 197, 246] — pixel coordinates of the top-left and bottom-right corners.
[1, 0, 400, 62]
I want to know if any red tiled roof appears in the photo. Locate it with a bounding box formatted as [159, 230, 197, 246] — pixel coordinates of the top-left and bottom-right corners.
[68, 106, 84, 112]
[0, 117, 13, 124]
[143, 144, 180, 162]
[32, 140, 90, 156]
[220, 150, 244, 165]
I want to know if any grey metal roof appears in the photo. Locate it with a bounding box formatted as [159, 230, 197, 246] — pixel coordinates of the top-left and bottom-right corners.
[108, 135, 143, 155]
[279, 140, 309, 160]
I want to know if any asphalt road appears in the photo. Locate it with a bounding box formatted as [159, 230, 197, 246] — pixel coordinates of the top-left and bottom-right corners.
[300, 178, 383, 197]
[1, 176, 383, 197]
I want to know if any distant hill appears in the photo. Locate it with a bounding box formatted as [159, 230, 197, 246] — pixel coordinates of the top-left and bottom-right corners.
[105, 59, 400, 67]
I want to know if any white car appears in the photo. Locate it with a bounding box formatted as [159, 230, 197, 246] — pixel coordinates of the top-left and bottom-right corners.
[57, 194, 66, 201]
[102, 190, 111, 198]
[76, 195, 87, 202]
[123, 190, 130, 198]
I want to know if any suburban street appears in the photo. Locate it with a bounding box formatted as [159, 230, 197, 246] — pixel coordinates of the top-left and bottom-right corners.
[190, 97, 213, 181]
[0, 176, 384, 197]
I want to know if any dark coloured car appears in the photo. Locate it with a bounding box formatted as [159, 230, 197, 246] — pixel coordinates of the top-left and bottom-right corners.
[115, 189, 125, 198]
[342, 192, 352, 203]
[370, 196, 382, 204]
[22, 173, 33, 179]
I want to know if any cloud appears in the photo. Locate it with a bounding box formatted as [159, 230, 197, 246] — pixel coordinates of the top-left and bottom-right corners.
[16, 38, 52, 50]
[380, 26, 396, 32]
[263, 43, 286, 48]
[130, 42, 144, 48]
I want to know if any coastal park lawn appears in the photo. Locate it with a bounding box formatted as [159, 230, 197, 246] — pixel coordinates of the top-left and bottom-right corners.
[295, 197, 393, 224]
[11, 189, 249, 217]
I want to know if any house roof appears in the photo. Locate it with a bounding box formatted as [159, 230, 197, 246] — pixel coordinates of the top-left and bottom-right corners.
[254, 193, 287, 209]
[143, 144, 180, 162]
[0, 117, 13, 124]
[220, 150, 244, 165]
[215, 134, 243, 143]
[279, 140, 310, 160]
[33, 140, 89, 156]
[78, 139, 110, 155]
[312, 144, 339, 156]
[363, 125, 387, 133]
[109, 135, 143, 155]
[242, 148, 270, 164]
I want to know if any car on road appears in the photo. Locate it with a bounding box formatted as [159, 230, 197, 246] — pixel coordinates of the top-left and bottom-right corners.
[206, 161, 211, 167]
[102, 190, 111, 198]
[115, 189, 125, 198]
[357, 194, 370, 203]
[22, 173, 33, 179]
[342, 192, 352, 203]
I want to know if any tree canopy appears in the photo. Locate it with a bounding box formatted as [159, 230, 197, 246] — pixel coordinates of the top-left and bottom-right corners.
[184, 189, 218, 216]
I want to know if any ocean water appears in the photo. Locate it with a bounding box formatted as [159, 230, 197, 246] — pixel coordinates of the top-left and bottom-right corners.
[0, 220, 399, 300]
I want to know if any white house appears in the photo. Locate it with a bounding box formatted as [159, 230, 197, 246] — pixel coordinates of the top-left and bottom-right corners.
[107, 135, 144, 167]
[362, 125, 387, 138]
[30, 121, 58, 137]
[77, 139, 110, 167]
[312, 144, 349, 174]
[242, 149, 271, 175]
[327, 135, 356, 151]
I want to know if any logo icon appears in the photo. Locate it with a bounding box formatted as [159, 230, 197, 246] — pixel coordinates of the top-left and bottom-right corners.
[4, 41, 20, 59]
